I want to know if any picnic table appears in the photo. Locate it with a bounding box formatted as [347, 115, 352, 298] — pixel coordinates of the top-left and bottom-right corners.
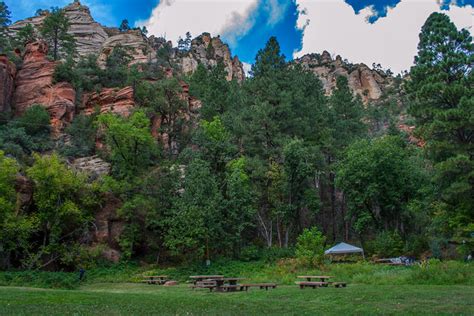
[189, 275, 224, 285]
[296, 276, 346, 289]
[142, 275, 169, 285]
[190, 276, 245, 292]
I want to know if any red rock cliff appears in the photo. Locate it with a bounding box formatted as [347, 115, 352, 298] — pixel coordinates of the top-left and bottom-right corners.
[13, 41, 75, 134]
[0, 55, 16, 112]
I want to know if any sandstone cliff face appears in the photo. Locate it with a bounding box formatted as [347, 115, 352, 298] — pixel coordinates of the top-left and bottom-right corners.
[295, 51, 392, 103]
[0, 55, 16, 112]
[178, 33, 245, 82]
[63, 1, 109, 57]
[14, 41, 75, 134]
[9, 1, 108, 58]
[97, 29, 151, 67]
[10, 2, 245, 82]
[82, 86, 135, 117]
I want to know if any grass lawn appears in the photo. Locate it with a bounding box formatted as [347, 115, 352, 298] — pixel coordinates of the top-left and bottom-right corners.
[1, 283, 473, 315]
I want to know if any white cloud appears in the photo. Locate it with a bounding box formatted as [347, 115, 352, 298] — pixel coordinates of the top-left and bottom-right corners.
[294, 0, 473, 73]
[242, 61, 252, 76]
[140, 0, 259, 46]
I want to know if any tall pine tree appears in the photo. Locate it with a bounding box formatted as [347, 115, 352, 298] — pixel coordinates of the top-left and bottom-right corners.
[407, 12, 473, 236]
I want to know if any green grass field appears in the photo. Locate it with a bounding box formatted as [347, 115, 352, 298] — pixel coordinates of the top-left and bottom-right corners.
[1, 283, 473, 315]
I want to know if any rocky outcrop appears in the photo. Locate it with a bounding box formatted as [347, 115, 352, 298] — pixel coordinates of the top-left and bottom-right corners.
[15, 175, 33, 211]
[294, 51, 392, 103]
[93, 193, 123, 250]
[9, 1, 108, 58]
[71, 155, 111, 179]
[13, 41, 75, 134]
[178, 33, 245, 82]
[63, 1, 109, 57]
[82, 86, 135, 116]
[0, 55, 16, 112]
[98, 29, 151, 67]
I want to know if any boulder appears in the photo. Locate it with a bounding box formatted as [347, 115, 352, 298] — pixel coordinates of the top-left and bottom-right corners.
[0, 55, 16, 112]
[13, 41, 75, 135]
[71, 155, 111, 179]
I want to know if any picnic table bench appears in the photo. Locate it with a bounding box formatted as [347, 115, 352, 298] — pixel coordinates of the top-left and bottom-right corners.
[189, 275, 224, 285]
[296, 281, 328, 289]
[141, 275, 169, 285]
[240, 283, 277, 291]
[297, 275, 333, 282]
[190, 276, 247, 292]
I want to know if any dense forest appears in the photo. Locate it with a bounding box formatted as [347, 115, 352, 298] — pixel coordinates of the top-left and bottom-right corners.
[0, 1, 472, 270]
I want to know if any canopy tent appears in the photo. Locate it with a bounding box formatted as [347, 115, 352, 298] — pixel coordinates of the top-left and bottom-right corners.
[324, 242, 364, 257]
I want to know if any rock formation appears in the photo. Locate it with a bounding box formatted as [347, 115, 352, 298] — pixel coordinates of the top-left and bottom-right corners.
[71, 155, 111, 179]
[294, 51, 392, 103]
[0, 55, 16, 112]
[98, 29, 151, 67]
[82, 86, 135, 117]
[10, 2, 245, 82]
[62, 1, 109, 56]
[13, 41, 75, 134]
[177, 33, 245, 82]
[9, 0, 108, 58]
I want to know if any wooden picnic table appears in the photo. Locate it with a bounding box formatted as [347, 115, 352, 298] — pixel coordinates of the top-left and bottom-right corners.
[189, 275, 224, 285]
[297, 275, 333, 282]
[190, 276, 245, 292]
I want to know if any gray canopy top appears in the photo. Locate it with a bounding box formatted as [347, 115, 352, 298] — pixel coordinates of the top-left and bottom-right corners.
[324, 242, 364, 255]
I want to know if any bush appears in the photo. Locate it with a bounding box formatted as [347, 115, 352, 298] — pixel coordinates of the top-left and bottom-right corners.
[371, 231, 404, 257]
[295, 227, 326, 266]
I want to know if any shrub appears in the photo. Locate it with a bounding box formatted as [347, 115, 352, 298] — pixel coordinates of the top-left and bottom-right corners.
[295, 227, 326, 266]
[372, 231, 404, 257]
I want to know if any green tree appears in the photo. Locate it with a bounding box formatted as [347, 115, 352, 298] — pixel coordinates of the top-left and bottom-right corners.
[0, 151, 37, 269]
[119, 19, 130, 32]
[14, 23, 36, 49]
[103, 45, 132, 87]
[336, 136, 426, 239]
[295, 227, 326, 266]
[0, 105, 53, 160]
[40, 7, 75, 60]
[135, 78, 191, 157]
[61, 114, 97, 158]
[26, 153, 96, 269]
[223, 157, 256, 255]
[0, 1, 11, 54]
[251, 36, 285, 77]
[97, 111, 158, 178]
[165, 159, 223, 261]
[407, 12, 473, 236]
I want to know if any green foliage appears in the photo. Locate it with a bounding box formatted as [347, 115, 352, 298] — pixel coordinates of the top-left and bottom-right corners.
[40, 7, 75, 60]
[118, 19, 130, 32]
[135, 78, 191, 157]
[0, 151, 37, 269]
[0, 1, 11, 54]
[295, 227, 326, 266]
[97, 111, 158, 178]
[61, 114, 97, 158]
[0, 105, 52, 161]
[251, 36, 285, 77]
[407, 12, 473, 237]
[102, 45, 133, 87]
[25, 153, 97, 269]
[13, 23, 36, 50]
[336, 136, 427, 234]
[371, 231, 404, 258]
[165, 158, 223, 260]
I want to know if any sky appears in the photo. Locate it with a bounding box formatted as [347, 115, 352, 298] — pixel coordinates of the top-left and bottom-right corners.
[6, 0, 474, 73]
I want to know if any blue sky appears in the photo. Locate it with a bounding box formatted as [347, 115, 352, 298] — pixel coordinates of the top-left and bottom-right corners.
[5, 0, 473, 72]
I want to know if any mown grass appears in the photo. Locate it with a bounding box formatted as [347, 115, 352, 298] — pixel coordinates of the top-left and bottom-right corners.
[1, 283, 473, 315]
[0, 260, 472, 289]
